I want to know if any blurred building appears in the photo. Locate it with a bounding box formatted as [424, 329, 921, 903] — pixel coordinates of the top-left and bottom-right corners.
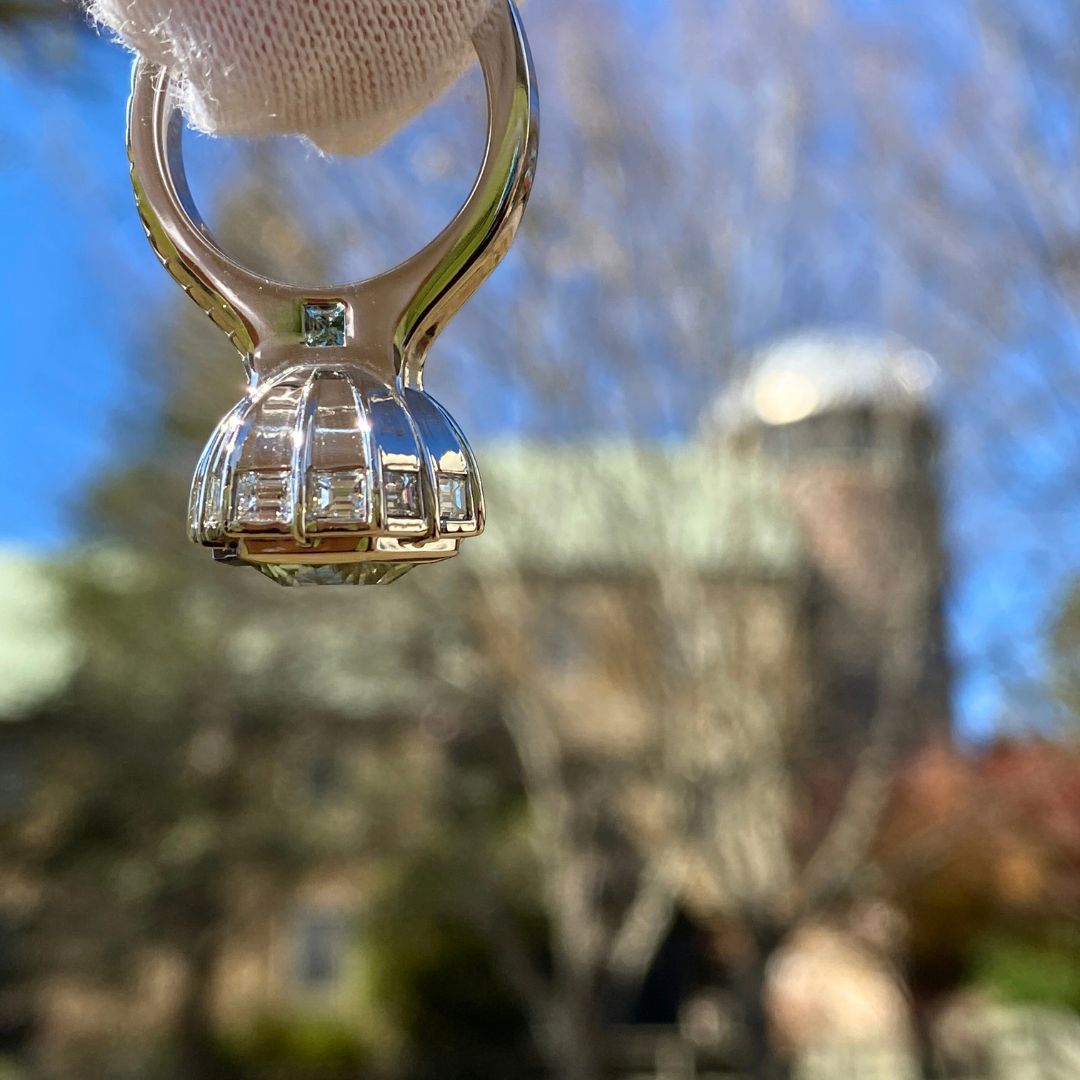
[475, 330, 951, 887]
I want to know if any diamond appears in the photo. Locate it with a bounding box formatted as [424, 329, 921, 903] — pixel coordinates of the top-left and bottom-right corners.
[254, 562, 417, 587]
[308, 468, 367, 525]
[233, 469, 291, 527]
[384, 469, 422, 518]
[301, 301, 348, 348]
[438, 474, 470, 521]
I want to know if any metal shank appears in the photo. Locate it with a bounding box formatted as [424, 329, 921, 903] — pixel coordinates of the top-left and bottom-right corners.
[126, 0, 538, 385]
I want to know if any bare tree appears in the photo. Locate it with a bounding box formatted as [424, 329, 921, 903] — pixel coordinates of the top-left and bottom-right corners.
[389, 4, 936, 1077]
[847, 0, 1080, 724]
[404, 416, 934, 1080]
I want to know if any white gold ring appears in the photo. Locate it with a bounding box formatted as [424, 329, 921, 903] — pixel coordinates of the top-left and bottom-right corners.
[126, 0, 539, 586]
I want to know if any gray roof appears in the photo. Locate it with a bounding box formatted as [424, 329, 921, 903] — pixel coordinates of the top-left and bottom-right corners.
[469, 441, 803, 577]
[709, 329, 938, 434]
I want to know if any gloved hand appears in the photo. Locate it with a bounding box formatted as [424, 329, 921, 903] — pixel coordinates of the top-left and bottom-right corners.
[90, 0, 497, 155]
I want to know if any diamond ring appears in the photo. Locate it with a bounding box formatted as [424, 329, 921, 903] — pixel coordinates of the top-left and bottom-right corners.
[126, 0, 538, 586]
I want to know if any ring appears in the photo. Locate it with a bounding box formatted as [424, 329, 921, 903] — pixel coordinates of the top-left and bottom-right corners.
[126, 0, 539, 586]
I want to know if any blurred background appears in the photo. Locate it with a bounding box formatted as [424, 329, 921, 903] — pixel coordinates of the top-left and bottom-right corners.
[4, 0, 1080, 1077]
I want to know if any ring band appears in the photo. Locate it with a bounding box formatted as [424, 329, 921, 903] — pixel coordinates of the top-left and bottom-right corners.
[126, 0, 538, 385]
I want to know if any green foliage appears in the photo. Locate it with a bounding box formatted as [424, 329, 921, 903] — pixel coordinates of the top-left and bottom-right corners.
[972, 926, 1080, 1012]
[358, 830, 536, 1080]
[364, 918, 529, 1079]
[218, 1016, 373, 1078]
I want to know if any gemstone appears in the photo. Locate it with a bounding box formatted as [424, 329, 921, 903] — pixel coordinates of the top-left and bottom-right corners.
[384, 469, 422, 518]
[233, 469, 291, 527]
[301, 301, 348, 348]
[308, 468, 367, 525]
[438, 474, 470, 521]
[254, 562, 416, 587]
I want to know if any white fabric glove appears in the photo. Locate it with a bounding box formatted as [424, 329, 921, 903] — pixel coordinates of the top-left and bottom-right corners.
[91, 0, 498, 155]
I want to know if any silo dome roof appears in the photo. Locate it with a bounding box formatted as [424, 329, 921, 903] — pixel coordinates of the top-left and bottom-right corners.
[708, 330, 938, 434]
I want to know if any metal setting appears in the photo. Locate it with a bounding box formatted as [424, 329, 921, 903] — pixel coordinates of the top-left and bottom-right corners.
[126, 0, 538, 585]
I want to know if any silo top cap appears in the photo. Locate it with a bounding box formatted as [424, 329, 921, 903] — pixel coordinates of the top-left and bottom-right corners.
[709, 330, 939, 434]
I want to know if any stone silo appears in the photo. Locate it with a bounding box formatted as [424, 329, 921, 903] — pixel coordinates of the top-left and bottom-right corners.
[710, 330, 952, 758]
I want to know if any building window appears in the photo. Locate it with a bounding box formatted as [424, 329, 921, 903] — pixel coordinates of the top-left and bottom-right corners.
[305, 752, 344, 804]
[535, 596, 585, 672]
[0, 745, 31, 819]
[292, 910, 349, 991]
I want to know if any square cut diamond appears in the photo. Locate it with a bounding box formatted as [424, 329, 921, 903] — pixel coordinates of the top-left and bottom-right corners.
[233, 469, 291, 527]
[301, 301, 347, 348]
[308, 468, 367, 525]
[384, 469, 422, 518]
[438, 474, 470, 521]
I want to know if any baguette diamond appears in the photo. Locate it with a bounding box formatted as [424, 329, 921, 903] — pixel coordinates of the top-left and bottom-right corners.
[384, 469, 421, 518]
[308, 468, 367, 525]
[438, 475, 469, 521]
[233, 469, 291, 527]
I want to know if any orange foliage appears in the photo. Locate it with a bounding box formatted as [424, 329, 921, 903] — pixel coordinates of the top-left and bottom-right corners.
[876, 738, 1080, 995]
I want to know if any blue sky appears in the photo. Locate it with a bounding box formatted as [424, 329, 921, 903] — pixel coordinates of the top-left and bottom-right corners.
[1, 9, 1077, 741]
[1, 34, 156, 540]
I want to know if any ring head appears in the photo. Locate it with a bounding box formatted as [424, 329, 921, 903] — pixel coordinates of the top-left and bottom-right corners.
[190, 361, 484, 586]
